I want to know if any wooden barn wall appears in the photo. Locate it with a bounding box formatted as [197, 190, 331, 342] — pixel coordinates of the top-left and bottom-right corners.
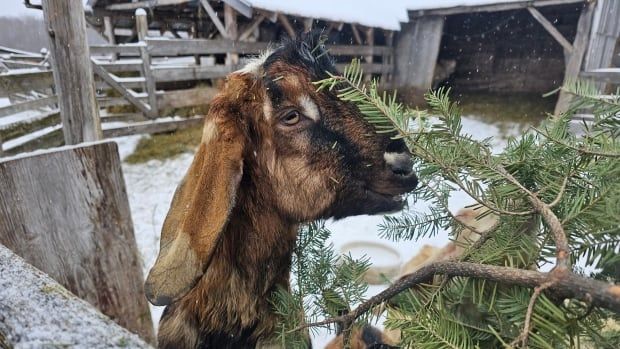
[438, 4, 583, 94]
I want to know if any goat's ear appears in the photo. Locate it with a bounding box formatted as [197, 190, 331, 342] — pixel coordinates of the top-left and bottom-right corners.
[144, 115, 245, 306]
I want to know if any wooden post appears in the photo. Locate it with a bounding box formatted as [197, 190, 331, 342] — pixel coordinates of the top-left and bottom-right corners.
[364, 27, 374, 82]
[225, 4, 239, 66]
[303, 18, 313, 33]
[42, 0, 102, 145]
[0, 142, 155, 343]
[278, 13, 296, 39]
[136, 9, 158, 118]
[394, 16, 445, 93]
[200, 0, 229, 39]
[383, 30, 394, 86]
[554, 1, 596, 115]
[103, 16, 117, 61]
[351, 24, 363, 45]
[527, 7, 574, 53]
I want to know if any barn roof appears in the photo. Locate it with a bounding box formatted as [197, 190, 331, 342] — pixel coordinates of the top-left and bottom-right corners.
[233, 0, 584, 30]
[88, 0, 585, 31]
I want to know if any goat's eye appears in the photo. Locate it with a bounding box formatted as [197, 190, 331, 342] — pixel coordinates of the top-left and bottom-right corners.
[281, 111, 301, 126]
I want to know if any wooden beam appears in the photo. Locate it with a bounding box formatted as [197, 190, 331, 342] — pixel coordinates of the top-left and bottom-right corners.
[106, 0, 192, 11]
[225, 4, 239, 65]
[103, 116, 204, 138]
[303, 18, 313, 33]
[102, 16, 117, 61]
[0, 244, 153, 347]
[278, 13, 296, 39]
[152, 64, 237, 82]
[364, 27, 374, 82]
[91, 59, 152, 116]
[408, 0, 585, 18]
[0, 95, 57, 118]
[136, 9, 159, 118]
[580, 68, 620, 84]
[394, 16, 445, 90]
[555, 1, 596, 115]
[221, 0, 253, 18]
[200, 0, 229, 39]
[239, 13, 265, 41]
[145, 38, 268, 55]
[350, 24, 363, 45]
[527, 7, 573, 53]
[43, 0, 102, 145]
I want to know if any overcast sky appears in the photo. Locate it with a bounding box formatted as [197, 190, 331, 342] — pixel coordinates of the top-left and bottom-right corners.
[3, 0, 43, 17]
[2, 1, 93, 17]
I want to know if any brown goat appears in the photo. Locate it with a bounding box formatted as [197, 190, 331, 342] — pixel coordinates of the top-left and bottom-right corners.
[144, 35, 418, 348]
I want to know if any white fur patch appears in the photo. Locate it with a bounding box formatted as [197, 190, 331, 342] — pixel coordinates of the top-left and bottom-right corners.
[383, 152, 410, 167]
[299, 95, 320, 121]
[236, 50, 272, 76]
[263, 99, 273, 121]
[202, 120, 218, 143]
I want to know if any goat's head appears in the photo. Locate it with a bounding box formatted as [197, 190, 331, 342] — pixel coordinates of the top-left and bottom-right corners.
[145, 34, 417, 307]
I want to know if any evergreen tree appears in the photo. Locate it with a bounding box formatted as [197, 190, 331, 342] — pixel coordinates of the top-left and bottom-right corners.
[273, 60, 620, 348]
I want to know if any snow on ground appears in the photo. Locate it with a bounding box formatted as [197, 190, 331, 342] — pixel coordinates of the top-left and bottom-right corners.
[112, 114, 524, 347]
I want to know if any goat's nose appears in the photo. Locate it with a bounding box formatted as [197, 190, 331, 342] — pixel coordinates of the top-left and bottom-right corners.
[384, 139, 414, 176]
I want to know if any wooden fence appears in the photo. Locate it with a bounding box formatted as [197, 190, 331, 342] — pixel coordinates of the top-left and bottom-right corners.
[0, 28, 393, 156]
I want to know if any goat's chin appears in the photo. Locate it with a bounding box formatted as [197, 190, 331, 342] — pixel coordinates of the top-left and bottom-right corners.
[327, 190, 407, 220]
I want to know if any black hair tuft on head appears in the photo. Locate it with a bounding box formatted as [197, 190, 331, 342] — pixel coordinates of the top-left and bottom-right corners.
[263, 30, 337, 79]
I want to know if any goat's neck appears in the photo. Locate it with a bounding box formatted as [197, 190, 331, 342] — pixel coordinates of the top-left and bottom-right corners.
[221, 201, 298, 284]
[158, 192, 298, 348]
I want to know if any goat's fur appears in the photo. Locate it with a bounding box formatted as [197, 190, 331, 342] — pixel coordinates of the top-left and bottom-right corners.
[145, 34, 417, 348]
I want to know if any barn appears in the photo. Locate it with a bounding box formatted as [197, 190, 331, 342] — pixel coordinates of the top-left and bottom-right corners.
[84, 0, 619, 112]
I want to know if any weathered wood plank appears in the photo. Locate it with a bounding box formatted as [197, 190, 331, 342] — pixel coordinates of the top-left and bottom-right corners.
[102, 116, 204, 137]
[0, 142, 154, 342]
[90, 44, 141, 56]
[101, 112, 148, 123]
[329, 45, 392, 56]
[1, 126, 64, 155]
[555, 1, 596, 115]
[106, 0, 191, 11]
[394, 15, 444, 90]
[580, 68, 620, 84]
[239, 14, 265, 41]
[527, 7, 573, 53]
[0, 243, 153, 348]
[408, 0, 585, 18]
[0, 95, 57, 118]
[157, 86, 217, 109]
[335, 63, 392, 75]
[225, 4, 239, 65]
[136, 9, 159, 119]
[200, 0, 229, 39]
[152, 64, 237, 82]
[278, 13, 296, 39]
[43, 0, 102, 144]
[91, 59, 153, 116]
[0, 70, 53, 96]
[146, 38, 268, 56]
[98, 86, 217, 110]
[0, 109, 60, 142]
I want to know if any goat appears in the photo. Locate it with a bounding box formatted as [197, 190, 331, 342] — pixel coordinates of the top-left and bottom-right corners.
[144, 34, 418, 349]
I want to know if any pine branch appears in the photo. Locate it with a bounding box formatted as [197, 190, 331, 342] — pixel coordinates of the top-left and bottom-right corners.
[493, 165, 571, 270]
[291, 261, 620, 333]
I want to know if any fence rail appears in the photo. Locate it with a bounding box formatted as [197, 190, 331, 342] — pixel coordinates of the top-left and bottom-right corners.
[0, 35, 394, 156]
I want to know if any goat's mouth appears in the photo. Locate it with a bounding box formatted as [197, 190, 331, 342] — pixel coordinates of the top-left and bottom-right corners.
[365, 171, 418, 210]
